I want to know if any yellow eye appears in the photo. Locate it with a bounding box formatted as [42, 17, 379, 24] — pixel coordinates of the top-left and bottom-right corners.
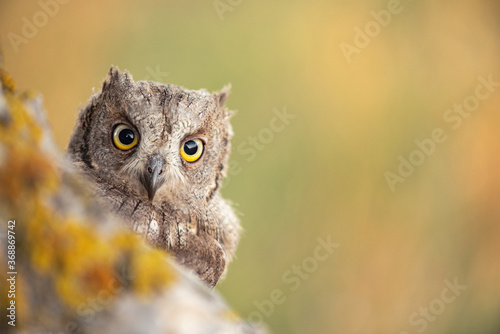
[180, 139, 204, 162]
[113, 124, 138, 151]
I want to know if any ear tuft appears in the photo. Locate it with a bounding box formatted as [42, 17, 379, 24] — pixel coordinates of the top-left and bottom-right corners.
[102, 66, 119, 90]
[102, 66, 133, 92]
[215, 84, 231, 107]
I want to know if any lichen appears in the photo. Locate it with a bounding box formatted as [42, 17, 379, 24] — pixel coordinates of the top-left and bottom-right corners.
[0, 69, 15, 93]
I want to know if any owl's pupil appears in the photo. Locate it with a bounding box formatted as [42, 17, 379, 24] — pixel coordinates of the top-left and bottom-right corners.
[119, 129, 135, 145]
[184, 141, 198, 155]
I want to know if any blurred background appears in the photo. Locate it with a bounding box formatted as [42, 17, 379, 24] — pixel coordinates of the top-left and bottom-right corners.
[1, 0, 500, 333]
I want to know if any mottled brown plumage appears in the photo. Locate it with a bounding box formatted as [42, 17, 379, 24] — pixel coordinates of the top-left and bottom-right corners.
[67, 67, 240, 287]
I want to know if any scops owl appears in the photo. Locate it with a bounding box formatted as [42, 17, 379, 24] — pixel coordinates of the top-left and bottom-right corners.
[67, 67, 240, 287]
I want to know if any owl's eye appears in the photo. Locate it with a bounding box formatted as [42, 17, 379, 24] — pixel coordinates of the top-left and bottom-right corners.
[180, 139, 204, 163]
[113, 124, 138, 151]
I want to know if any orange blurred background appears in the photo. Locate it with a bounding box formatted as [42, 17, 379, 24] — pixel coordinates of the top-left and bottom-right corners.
[1, 1, 500, 333]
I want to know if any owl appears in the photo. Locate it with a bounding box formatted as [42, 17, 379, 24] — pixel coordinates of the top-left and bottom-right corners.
[67, 67, 240, 287]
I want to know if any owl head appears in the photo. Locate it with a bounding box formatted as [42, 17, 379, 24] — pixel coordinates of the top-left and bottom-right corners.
[68, 67, 233, 207]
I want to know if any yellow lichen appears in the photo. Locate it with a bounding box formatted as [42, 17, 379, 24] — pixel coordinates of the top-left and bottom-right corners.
[0, 68, 16, 92]
[111, 233, 175, 295]
[222, 309, 241, 322]
[130, 247, 175, 295]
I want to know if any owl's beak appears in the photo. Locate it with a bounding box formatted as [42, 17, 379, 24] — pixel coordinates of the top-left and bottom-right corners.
[141, 154, 166, 202]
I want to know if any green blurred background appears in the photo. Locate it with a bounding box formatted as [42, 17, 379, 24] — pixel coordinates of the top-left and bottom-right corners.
[2, 1, 500, 333]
